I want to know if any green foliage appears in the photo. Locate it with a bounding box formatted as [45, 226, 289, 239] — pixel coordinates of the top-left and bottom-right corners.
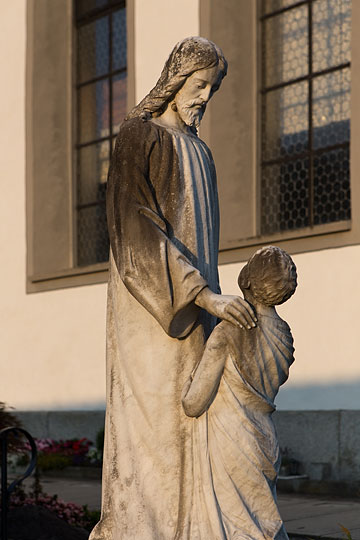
[82, 505, 101, 531]
[11, 474, 100, 530]
[0, 402, 23, 455]
[0, 402, 22, 431]
[37, 454, 72, 471]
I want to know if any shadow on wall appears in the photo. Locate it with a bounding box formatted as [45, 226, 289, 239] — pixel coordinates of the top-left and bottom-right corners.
[276, 380, 360, 410]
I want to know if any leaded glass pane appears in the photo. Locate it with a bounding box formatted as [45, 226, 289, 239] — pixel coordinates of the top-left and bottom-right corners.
[263, 6, 308, 87]
[262, 82, 308, 162]
[78, 80, 110, 143]
[313, 0, 351, 73]
[261, 0, 351, 233]
[261, 158, 310, 234]
[113, 8, 127, 70]
[313, 147, 350, 225]
[77, 142, 110, 205]
[78, 17, 109, 83]
[76, 2, 127, 266]
[113, 72, 127, 134]
[77, 205, 109, 266]
[313, 68, 350, 149]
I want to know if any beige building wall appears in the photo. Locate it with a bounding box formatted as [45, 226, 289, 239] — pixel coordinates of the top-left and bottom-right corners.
[0, 0, 107, 410]
[135, 0, 199, 103]
[2, 1, 108, 411]
[0, 0, 200, 410]
[1, 1, 359, 411]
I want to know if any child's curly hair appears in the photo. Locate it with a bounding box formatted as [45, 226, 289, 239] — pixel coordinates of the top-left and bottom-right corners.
[238, 246, 297, 306]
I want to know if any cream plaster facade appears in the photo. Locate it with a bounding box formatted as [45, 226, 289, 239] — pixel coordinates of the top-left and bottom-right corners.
[0, 0, 359, 411]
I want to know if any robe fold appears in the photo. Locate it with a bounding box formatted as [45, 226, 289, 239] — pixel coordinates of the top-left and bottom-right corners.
[187, 314, 295, 540]
[89, 117, 220, 540]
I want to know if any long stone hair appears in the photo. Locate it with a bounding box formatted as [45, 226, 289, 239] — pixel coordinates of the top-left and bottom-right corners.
[125, 36, 228, 121]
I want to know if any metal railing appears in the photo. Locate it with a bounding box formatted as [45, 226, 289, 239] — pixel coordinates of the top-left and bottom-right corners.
[0, 427, 37, 540]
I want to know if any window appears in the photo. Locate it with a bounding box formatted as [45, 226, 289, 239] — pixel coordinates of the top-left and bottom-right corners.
[198, 0, 360, 264]
[75, 0, 127, 266]
[26, 0, 134, 291]
[260, 0, 351, 235]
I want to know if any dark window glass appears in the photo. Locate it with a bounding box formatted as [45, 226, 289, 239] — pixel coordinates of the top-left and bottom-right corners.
[260, 0, 351, 235]
[75, 0, 126, 266]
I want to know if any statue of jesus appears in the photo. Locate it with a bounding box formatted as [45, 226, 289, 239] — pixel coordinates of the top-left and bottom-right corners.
[90, 37, 256, 540]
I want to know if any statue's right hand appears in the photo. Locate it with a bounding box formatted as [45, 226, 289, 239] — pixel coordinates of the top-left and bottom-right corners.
[195, 287, 257, 329]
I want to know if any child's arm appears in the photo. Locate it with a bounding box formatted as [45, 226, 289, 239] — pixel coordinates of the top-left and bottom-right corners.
[182, 325, 228, 417]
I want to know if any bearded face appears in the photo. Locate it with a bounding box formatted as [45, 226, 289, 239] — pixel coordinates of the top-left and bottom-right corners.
[175, 95, 206, 129]
[173, 66, 223, 130]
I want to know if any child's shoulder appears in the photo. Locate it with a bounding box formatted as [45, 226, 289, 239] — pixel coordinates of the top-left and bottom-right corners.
[217, 319, 257, 337]
[215, 320, 239, 336]
[212, 320, 262, 358]
[206, 321, 229, 349]
[210, 320, 246, 349]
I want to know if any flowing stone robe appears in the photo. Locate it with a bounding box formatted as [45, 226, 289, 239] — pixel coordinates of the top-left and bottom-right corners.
[183, 312, 294, 540]
[89, 117, 220, 540]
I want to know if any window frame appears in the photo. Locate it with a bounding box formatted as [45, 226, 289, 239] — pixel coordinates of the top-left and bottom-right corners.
[26, 0, 135, 292]
[199, 0, 360, 265]
[75, 0, 127, 268]
[260, 0, 351, 236]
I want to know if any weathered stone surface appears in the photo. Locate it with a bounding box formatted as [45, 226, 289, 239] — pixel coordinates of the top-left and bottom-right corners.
[91, 37, 295, 540]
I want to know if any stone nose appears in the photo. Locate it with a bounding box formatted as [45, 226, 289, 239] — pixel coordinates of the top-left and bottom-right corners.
[199, 87, 212, 103]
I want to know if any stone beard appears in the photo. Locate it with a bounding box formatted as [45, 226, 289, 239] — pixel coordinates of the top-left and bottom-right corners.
[175, 96, 206, 129]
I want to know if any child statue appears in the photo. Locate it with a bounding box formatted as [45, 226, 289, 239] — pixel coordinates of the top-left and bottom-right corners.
[182, 245, 297, 540]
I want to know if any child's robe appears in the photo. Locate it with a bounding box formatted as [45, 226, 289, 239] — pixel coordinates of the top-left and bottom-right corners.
[185, 312, 295, 540]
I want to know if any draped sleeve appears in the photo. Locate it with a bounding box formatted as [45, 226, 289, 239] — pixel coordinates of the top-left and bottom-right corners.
[107, 117, 209, 339]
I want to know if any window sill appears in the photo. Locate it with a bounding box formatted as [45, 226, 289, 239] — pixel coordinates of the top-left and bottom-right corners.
[27, 220, 353, 291]
[219, 220, 352, 264]
[27, 262, 109, 293]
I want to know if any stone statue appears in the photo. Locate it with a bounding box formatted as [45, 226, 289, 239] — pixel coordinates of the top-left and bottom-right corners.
[90, 37, 257, 540]
[182, 246, 297, 539]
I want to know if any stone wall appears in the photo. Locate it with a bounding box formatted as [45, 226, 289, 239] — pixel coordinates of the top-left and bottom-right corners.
[13, 409, 360, 493]
[15, 411, 105, 445]
[274, 410, 360, 495]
